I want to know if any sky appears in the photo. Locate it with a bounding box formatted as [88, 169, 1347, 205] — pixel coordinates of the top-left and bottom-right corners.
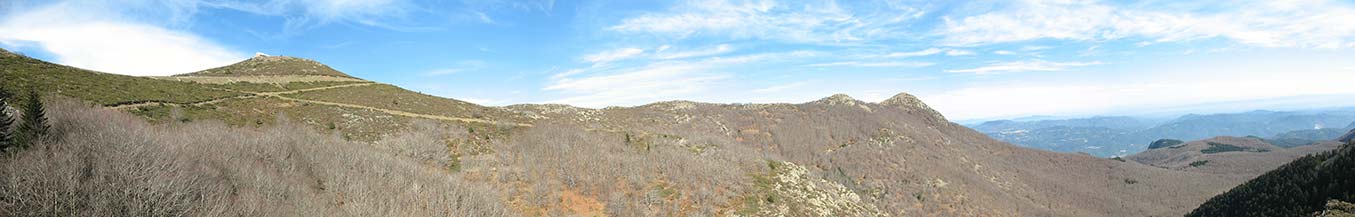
[2, 0, 1355, 121]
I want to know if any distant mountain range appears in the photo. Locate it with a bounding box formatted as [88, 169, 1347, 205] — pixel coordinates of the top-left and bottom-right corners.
[969, 110, 1355, 157]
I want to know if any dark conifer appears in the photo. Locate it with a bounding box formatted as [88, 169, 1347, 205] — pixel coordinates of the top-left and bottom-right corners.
[16, 89, 47, 147]
[0, 86, 14, 152]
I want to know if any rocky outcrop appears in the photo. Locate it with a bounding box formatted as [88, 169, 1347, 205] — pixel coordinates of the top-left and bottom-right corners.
[879, 92, 947, 122]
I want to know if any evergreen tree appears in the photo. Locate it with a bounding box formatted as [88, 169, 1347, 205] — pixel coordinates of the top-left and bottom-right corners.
[0, 86, 14, 152]
[16, 89, 47, 147]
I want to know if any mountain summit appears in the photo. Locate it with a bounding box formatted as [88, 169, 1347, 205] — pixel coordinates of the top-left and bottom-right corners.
[180, 54, 354, 78]
[880, 92, 947, 122]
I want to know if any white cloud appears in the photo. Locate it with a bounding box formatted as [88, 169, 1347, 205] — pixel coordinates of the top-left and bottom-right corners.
[547, 51, 813, 107]
[204, 0, 420, 32]
[582, 47, 645, 63]
[545, 61, 728, 107]
[806, 61, 933, 68]
[884, 48, 943, 58]
[938, 0, 1355, 48]
[1021, 45, 1051, 51]
[0, 2, 244, 76]
[655, 44, 733, 60]
[992, 50, 1015, 55]
[609, 0, 923, 44]
[944, 49, 975, 56]
[945, 60, 1101, 74]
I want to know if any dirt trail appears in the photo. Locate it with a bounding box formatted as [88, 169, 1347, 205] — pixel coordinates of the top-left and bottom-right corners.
[107, 82, 532, 127]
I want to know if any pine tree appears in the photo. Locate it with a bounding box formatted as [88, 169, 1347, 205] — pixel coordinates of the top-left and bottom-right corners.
[0, 86, 14, 152]
[16, 89, 47, 148]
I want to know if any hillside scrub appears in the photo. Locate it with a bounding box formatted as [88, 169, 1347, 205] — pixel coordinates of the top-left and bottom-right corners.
[1188, 141, 1355, 216]
[0, 98, 510, 216]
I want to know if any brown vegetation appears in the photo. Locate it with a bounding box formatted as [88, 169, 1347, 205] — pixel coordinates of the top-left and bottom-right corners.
[0, 98, 510, 216]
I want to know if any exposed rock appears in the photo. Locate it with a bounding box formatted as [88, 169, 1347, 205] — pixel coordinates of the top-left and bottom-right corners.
[1316, 200, 1355, 217]
[731, 161, 885, 217]
[814, 94, 860, 105]
[879, 92, 947, 122]
[811, 94, 872, 112]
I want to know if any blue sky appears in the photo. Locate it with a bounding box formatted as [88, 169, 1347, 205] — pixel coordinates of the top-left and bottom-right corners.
[3, 0, 1355, 121]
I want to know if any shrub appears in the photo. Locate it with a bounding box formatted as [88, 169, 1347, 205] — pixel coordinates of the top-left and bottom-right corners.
[0, 98, 512, 216]
[1189, 160, 1209, 167]
[1148, 139, 1184, 149]
[14, 90, 47, 148]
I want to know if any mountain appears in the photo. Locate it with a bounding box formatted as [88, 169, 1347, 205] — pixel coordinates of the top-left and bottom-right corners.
[970, 116, 1156, 133]
[1187, 141, 1355, 216]
[1138, 110, 1355, 143]
[1340, 129, 1355, 143]
[0, 49, 1289, 216]
[1127, 136, 1343, 175]
[971, 111, 1355, 157]
[1266, 127, 1354, 148]
[969, 116, 1157, 156]
[180, 53, 355, 78]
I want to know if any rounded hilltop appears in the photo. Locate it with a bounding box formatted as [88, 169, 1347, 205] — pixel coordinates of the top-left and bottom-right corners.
[880, 92, 947, 121]
[178, 52, 355, 78]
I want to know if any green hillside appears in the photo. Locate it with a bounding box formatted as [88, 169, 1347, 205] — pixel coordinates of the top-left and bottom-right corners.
[0, 49, 243, 106]
[0, 49, 526, 141]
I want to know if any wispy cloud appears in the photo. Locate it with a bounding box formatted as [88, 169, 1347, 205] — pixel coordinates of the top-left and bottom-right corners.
[946, 60, 1102, 74]
[884, 48, 944, 58]
[806, 61, 933, 68]
[0, 2, 244, 76]
[655, 44, 733, 60]
[945, 49, 975, 56]
[545, 61, 729, 107]
[938, 0, 1355, 48]
[548, 51, 814, 107]
[582, 47, 645, 63]
[609, 0, 924, 44]
[204, 0, 426, 33]
[752, 81, 808, 93]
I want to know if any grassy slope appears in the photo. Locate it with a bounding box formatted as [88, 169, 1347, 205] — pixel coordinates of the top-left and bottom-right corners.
[282, 83, 529, 123]
[181, 56, 354, 78]
[0, 50, 243, 106]
[1, 50, 520, 142]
